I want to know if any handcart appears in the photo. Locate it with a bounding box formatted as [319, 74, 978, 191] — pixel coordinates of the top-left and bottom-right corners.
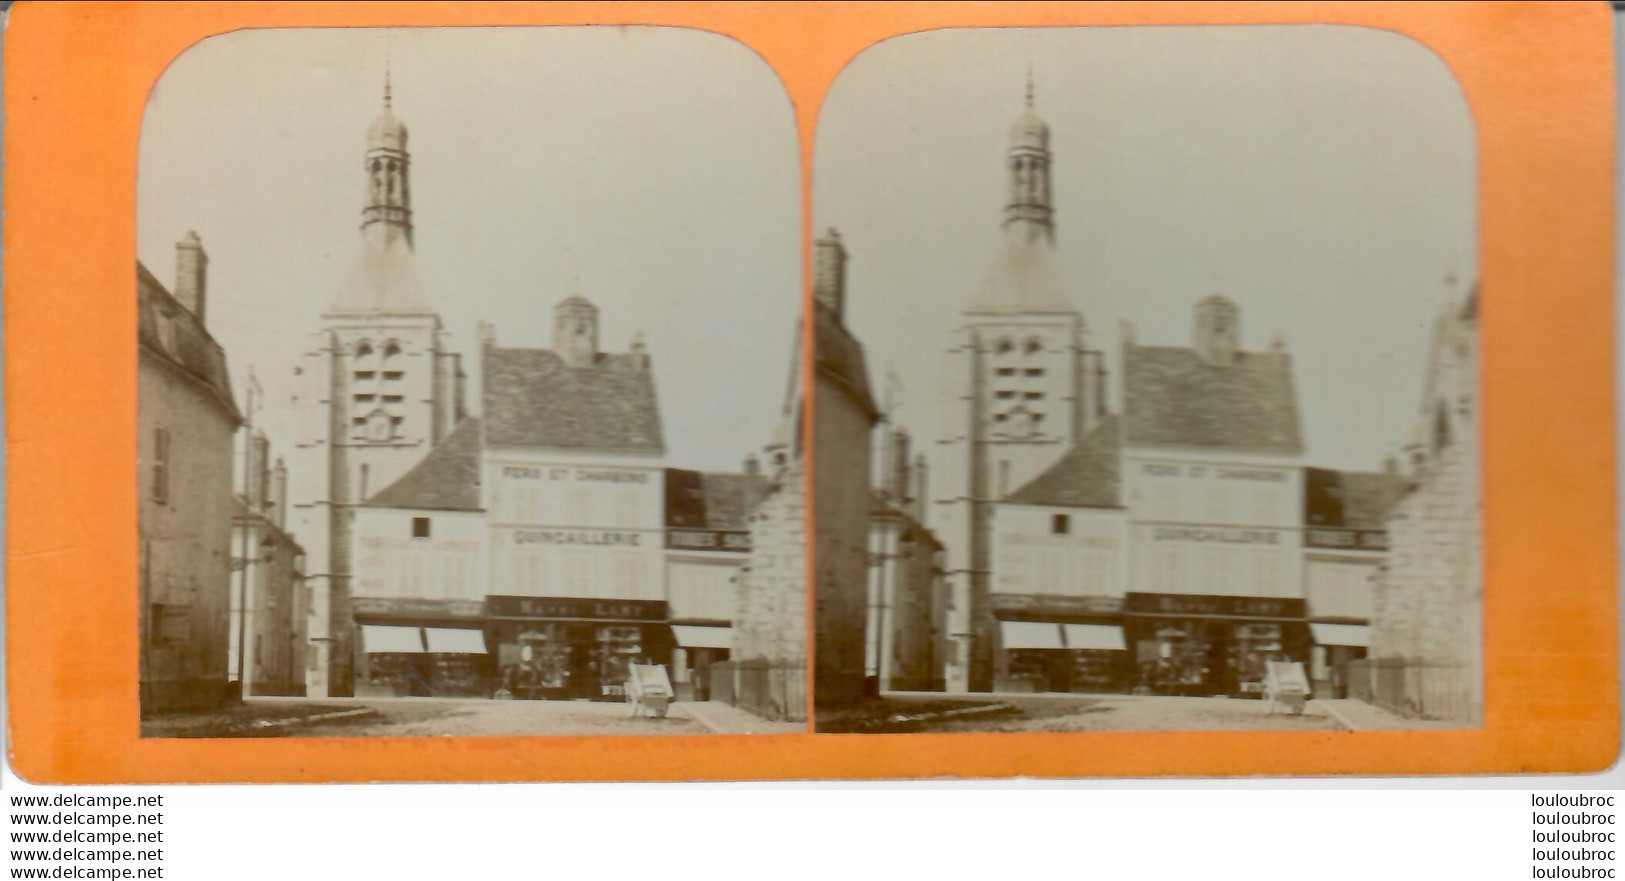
[1262, 660, 1310, 715]
[625, 663, 675, 719]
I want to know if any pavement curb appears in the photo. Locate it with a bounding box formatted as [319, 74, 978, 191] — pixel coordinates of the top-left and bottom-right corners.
[1314, 700, 1360, 731]
[675, 701, 727, 735]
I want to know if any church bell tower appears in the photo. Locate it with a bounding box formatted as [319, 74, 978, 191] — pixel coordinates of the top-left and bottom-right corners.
[287, 68, 467, 697]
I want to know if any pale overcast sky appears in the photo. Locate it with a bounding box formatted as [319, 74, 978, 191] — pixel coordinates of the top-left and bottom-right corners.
[814, 26, 1476, 474]
[139, 27, 798, 474]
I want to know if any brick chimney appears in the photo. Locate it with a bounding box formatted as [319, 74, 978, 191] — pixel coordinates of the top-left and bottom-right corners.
[174, 230, 208, 323]
[814, 228, 846, 319]
[270, 456, 288, 530]
[247, 430, 271, 511]
[742, 453, 763, 512]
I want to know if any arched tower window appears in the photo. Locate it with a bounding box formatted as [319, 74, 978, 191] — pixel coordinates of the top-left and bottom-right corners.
[1024, 336, 1043, 355]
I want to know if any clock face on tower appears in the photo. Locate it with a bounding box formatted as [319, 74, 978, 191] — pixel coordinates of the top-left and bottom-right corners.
[1006, 406, 1036, 439]
[365, 409, 393, 443]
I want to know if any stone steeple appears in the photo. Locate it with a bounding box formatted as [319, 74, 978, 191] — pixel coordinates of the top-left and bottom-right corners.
[362, 64, 413, 250]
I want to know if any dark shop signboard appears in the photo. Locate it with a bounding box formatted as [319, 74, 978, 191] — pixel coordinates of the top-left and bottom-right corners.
[486, 595, 668, 622]
[1125, 592, 1306, 620]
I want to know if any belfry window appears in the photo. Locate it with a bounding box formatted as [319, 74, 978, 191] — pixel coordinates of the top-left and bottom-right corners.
[1025, 337, 1043, 355]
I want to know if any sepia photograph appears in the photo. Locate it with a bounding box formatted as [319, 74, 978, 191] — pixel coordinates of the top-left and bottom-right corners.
[136, 26, 806, 737]
[812, 26, 1482, 734]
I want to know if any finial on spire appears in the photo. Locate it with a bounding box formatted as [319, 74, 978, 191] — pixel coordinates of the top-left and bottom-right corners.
[1025, 61, 1034, 109]
[383, 55, 392, 109]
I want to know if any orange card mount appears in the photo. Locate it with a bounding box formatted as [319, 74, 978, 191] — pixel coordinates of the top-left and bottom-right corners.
[5, 1, 1617, 782]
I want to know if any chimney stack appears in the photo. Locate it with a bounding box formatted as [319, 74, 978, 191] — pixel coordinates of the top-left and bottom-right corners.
[910, 453, 929, 526]
[247, 430, 271, 511]
[891, 427, 912, 503]
[174, 231, 208, 323]
[742, 454, 762, 512]
[270, 456, 288, 530]
[814, 228, 847, 319]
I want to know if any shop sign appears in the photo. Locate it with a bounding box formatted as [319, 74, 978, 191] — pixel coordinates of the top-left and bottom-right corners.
[500, 465, 651, 485]
[666, 528, 751, 553]
[1139, 462, 1289, 483]
[352, 597, 485, 620]
[1150, 526, 1283, 545]
[486, 595, 668, 622]
[1126, 592, 1306, 619]
[511, 529, 645, 548]
[1305, 527, 1388, 551]
[991, 593, 1123, 620]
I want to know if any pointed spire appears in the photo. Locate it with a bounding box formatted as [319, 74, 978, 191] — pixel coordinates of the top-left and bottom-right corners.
[1025, 59, 1035, 109]
[383, 39, 393, 109]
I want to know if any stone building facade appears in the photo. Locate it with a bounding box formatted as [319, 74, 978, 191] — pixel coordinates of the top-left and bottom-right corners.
[1368, 292, 1481, 724]
[809, 230, 881, 706]
[138, 233, 242, 713]
[866, 425, 947, 692]
[229, 433, 309, 697]
[933, 91, 1109, 692]
[288, 79, 467, 696]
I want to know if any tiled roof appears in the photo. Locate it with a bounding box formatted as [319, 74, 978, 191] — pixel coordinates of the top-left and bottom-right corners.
[483, 346, 664, 453]
[966, 232, 1073, 314]
[1005, 415, 1123, 509]
[326, 236, 435, 315]
[137, 262, 241, 423]
[365, 418, 484, 511]
[1123, 344, 1302, 453]
[814, 303, 879, 420]
[1304, 467, 1401, 529]
[665, 468, 767, 530]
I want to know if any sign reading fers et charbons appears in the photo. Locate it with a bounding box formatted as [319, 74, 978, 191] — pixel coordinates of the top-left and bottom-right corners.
[501, 465, 650, 484]
[1139, 462, 1288, 482]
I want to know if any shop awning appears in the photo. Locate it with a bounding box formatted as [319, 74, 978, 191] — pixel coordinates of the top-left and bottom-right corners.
[672, 625, 732, 650]
[361, 625, 427, 654]
[1000, 621, 1065, 650]
[1310, 623, 1370, 648]
[1063, 623, 1126, 651]
[425, 628, 488, 654]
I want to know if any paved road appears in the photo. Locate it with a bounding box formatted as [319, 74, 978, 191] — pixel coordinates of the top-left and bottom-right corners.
[820, 692, 1347, 733]
[302, 696, 725, 737]
[144, 696, 796, 737]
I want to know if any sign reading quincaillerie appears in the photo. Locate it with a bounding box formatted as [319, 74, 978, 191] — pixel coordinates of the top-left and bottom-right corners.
[1305, 527, 1388, 550]
[486, 595, 667, 621]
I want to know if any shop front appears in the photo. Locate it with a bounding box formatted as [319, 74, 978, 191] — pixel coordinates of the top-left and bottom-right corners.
[992, 594, 1131, 694]
[1124, 593, 1309, 697]
[1309, 621, 1369, 698]
[352, 598, 493, 698]
[486, 596, 674, 700]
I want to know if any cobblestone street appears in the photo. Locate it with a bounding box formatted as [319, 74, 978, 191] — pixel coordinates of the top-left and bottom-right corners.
[144, 697, 801, 738]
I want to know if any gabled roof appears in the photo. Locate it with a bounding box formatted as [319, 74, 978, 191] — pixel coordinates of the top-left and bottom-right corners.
[1123, 344, 1302, 453]
[814, 302, 880, 421]
[483, 346, 664, 453]
[327, 236, 435, 315]
[665, 468, 767, 530]
[1005, 415, 1123, 509]
[365, 418, 484, 511]
[137, 262, 241, 423]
